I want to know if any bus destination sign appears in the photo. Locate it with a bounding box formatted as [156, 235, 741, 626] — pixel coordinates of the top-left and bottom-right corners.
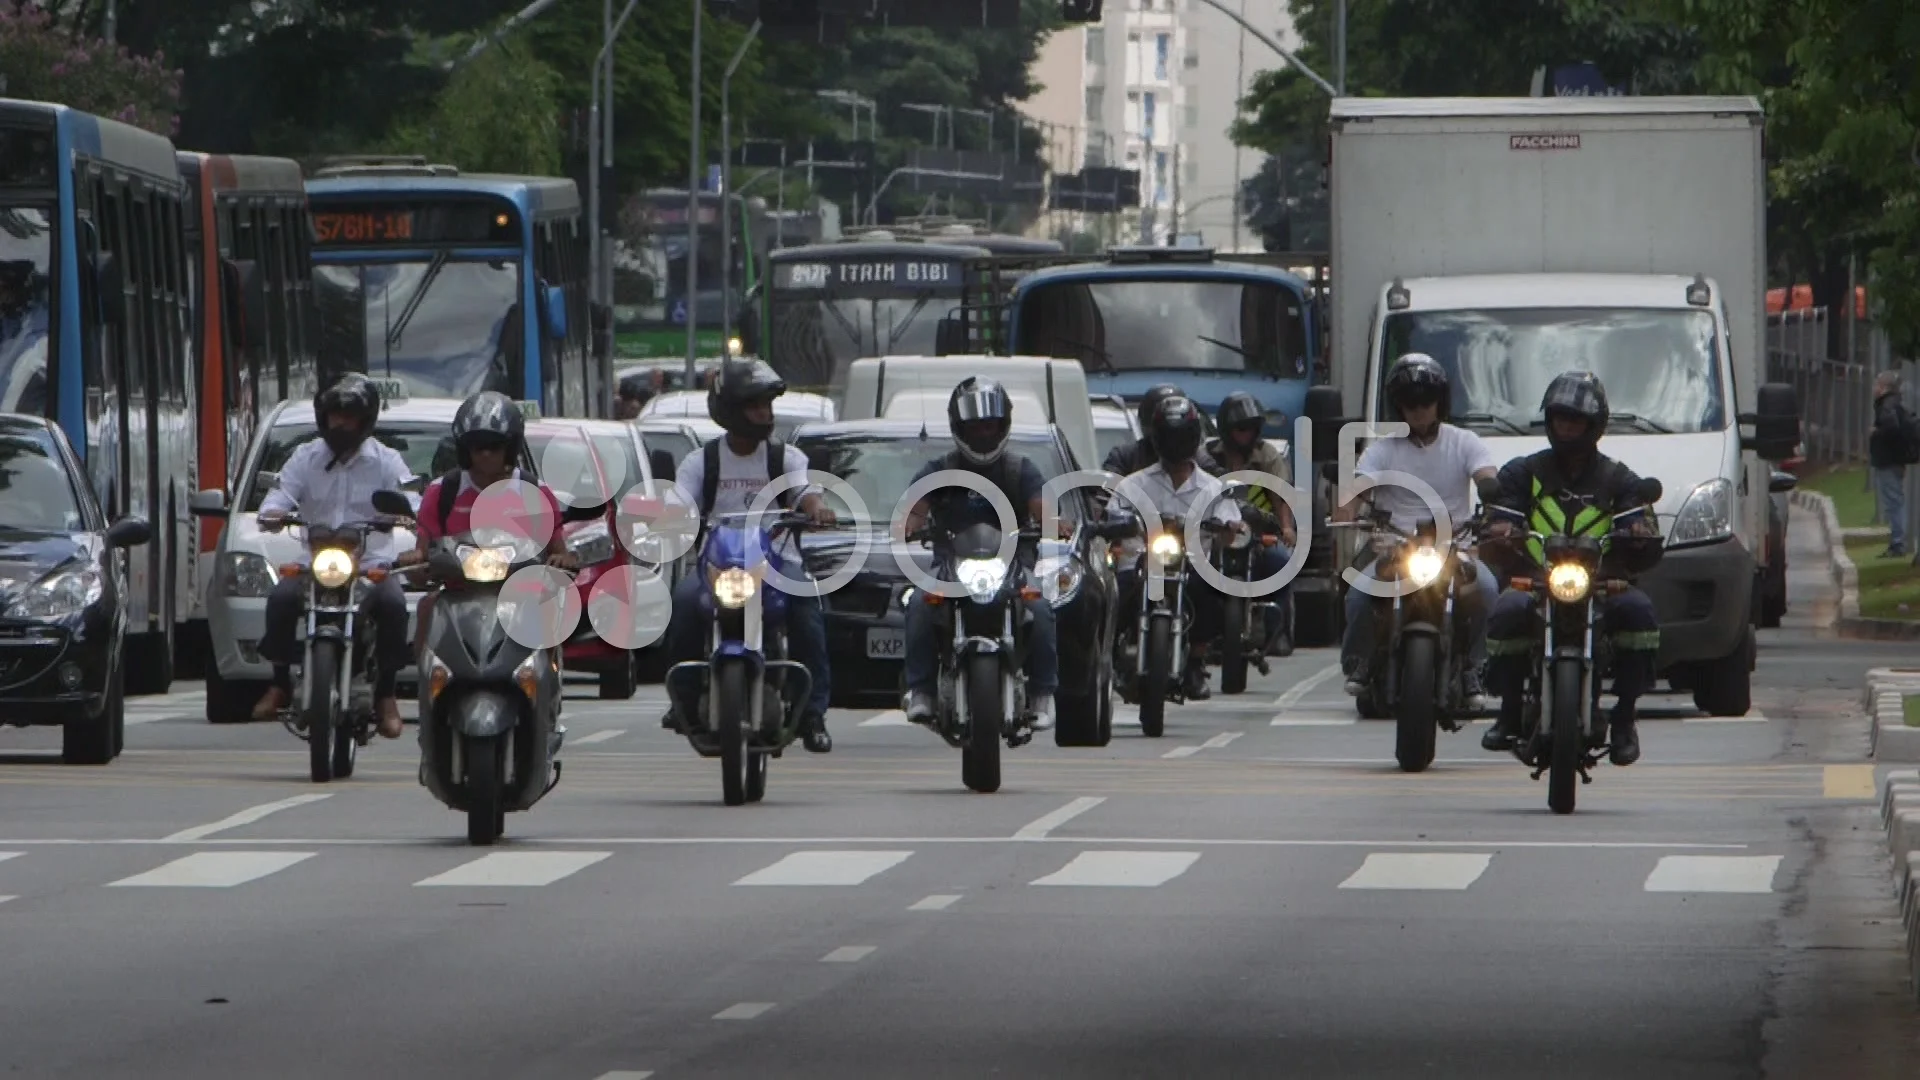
[773, 257, 961, 294]
[311, 200, 520, 247]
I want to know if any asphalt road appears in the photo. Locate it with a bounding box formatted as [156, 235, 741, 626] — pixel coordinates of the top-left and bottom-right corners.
[0, 512, 1915, 1079]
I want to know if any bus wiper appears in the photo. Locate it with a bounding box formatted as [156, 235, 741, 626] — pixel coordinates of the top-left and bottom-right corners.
[1197, 334, 1249, 360]
[1608, 412, 1673, 434]
[1048, 335, 1116, 375]
[385, 249, 450, 355]
[1455, 412, 1527, 435]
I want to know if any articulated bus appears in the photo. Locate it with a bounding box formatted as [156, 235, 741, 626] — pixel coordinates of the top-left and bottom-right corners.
[175, 152, 316, 650]
[0, 100, 197, 694]
[305, 163, 597, 416]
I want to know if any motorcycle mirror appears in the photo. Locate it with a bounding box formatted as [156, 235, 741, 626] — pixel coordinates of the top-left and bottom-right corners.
[1474, 475, 1502, 504]
[371, 489, 413, 517]
[428, 550, 465, 581]
[1630, 477, 1663, 504]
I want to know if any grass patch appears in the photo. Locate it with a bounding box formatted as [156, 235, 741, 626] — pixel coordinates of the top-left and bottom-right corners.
[1906, 696, 1920, 728]
[1800, 464, 1880, 529]
[1845, 537, 1920, 619]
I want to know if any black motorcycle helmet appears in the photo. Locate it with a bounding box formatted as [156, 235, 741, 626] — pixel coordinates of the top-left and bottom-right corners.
[1383, 352, 1451, 422]
[1540, 370, 1610, 456]
[1135, 383, 1185, 436]
[1216, 391, 1265, 450]
[451, 389, 526, 470]
[707, 357, 786, 442]
[313, 374, 380, 459]
[1149, 395, 1205, 467]
[948, 377, 1014, 466]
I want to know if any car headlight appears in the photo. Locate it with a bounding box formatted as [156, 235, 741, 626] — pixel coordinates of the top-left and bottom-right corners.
[566, 520, 615, 566]
[8, 566, 102, 619]
[1150, 533, 1183, 566]
[1405, 545, 1444, 587]
[1547, 562, 1591, 603]
[711, 567, 756, 608]
[1034, 554, 1084, 607]
[1668, 478, 1731, 547]
[311, 548, 356, 589]
[956, 557, 1008, 602]
[458, 544, 515, 583]
[223, 552, 276, 598]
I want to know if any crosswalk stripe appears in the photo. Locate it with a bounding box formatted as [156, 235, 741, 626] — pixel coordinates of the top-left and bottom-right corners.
[732, 850, 912, 886]
[106, 851, 314, 888]
[1642, 855, 1782, 893]
[859, 710, 911, 727]
[1030, 851, 1199, 887]
[414, 852, 612, 887]
[1339, 853, 1491, 891]
[572, 730, 624, 745]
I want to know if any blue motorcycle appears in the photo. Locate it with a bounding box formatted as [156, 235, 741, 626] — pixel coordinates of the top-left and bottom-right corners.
[665, 509, 825, 806]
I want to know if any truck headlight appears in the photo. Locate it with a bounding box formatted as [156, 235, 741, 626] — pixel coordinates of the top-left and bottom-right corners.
[1668, 478, 1732, 547]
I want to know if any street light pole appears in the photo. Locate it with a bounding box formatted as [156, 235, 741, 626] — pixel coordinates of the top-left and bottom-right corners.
[720, 19, 762, 355]
[1187, 0, 1337, 97]
[1334, 0, 1347, 94]
[589, 0, 643, 413]
[685, 0, 703, 386]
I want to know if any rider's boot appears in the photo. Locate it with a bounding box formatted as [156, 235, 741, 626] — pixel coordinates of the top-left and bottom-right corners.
[801, 712, 832, 753]
[1481, 697, 1523, 752]
[1343, 657, 1368, 699]
[1608, 701, 1641, 766]
[904, 690, 936, 725]
[1461, 669, 1488, 713]
[1183, 665, 1211, 700]
[253, 683, 288, 722]
[375, 697, 404, 739]
[1027, 692, 1055, 732]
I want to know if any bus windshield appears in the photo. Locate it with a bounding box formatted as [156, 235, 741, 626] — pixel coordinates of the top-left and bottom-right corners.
[1014, 278, 1310, 379]
[313, 257, 522, 399]
[766, 294, 945, 387]
[0, 208, 53, 417]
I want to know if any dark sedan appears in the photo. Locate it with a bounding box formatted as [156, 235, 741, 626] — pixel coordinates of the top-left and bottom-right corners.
[0, 416, 150, 763]
[794, 419, 1121, 746]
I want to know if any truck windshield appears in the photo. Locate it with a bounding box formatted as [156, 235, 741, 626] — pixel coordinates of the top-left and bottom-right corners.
[1380, 307, 1726, 434]
[1014, 279, 1310, 379]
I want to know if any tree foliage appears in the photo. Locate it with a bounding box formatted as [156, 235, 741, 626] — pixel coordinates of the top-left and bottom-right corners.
[386, 39, 563, 175]
[0, 4, 183, 134]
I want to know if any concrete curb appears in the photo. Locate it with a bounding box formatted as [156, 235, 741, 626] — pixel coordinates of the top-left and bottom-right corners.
[1795, 489, 1920, 639]
[1878, 768, 1920, 1001]
[1866, 670, 1920, 763]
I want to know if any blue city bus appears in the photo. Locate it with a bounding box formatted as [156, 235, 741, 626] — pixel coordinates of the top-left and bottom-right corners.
[305, 163, 596, 416]
[0, 99, 198, 695]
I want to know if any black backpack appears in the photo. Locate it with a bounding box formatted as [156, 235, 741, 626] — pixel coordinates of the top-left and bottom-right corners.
[697, 437, 791, 517]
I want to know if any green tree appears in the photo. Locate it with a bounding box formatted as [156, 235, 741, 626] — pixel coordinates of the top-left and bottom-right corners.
[0, 4, 182, 135]
[386, 40, 564, 174]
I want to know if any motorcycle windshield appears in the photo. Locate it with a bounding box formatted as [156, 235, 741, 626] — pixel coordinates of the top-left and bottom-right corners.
[703, 519, 783, 574]
[950, 522, 1004, 560]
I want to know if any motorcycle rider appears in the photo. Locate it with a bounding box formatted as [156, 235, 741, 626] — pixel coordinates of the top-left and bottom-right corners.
[409, 390, 579, 570]
[1103, 383, 1218, 476]
[1333, 353, 1501, 708]
[901, 379, 1062, 732]
[252, 374, 415, 738]
[1115, 395, 1247, 701]
[660, 358, 837, 753]
[1204, 390, 1298, 657]
[1479, 371, 1662, 766]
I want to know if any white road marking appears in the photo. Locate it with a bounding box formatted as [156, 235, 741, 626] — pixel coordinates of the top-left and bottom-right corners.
[1201, 732, 1242, 749]
[1339, 852, 1493, 891]
[571, 730, 624, 744]
[909, 894, 961, 911]
[1270, 708, 1358, 726]
[1642, 855, 1783, 893]
[1682, 714, 1771, 724]
[162, 794, 334, 842]
[106, 851, 315, 888]
[821, 946, 876, 963]
[732, 850, 913, 886]
[1162, 746, 1201, 759]
[0, 852, 20, 865]
[124, 691, 207, 725]
[1271, 662, 1343, 708]
[1031, 851, 1200, 888]
[0, 896, 14, 905]
[859, 710, 911, 727]
[1013, 796, 1106, 839]
[713, 1003, 775, 1021]
[414, 852, 612, 887]
[593, 1072, 654, 1080]
[0, 836, 1755, 851]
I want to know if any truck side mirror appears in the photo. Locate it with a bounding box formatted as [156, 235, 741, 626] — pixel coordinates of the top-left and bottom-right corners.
[933, 317, 968, 357]
[1739, 383, 1800, 462]
[1302, 385, 1352, 464]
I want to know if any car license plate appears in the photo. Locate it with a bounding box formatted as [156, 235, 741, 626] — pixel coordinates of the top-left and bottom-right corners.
[866, 628, 905, 659]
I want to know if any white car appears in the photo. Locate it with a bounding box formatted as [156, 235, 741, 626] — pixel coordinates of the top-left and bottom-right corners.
[189, 395, 463, 723]
[1091, 395, 1139, 467]
[638, 389, 836, 443]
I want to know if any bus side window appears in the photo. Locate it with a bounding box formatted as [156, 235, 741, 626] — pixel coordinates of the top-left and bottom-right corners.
[284, 201, 315, 396]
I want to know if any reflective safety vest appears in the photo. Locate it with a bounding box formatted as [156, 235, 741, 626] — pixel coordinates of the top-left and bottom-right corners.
[1525, 474, 1611, 565]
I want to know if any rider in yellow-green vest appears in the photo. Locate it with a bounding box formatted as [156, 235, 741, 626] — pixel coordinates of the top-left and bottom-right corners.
[1479, 372, 1663, 766]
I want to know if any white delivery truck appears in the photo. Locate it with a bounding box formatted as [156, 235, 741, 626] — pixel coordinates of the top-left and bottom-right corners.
[1320, 96, 1799, 716]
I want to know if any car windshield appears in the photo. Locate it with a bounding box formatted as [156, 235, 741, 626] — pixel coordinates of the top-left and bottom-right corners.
[242, 420, 452, 512]
[1094, 424, 1134, 465]
[1014, 278, 1310, 378]
[314, 257, 523, 400]
[524, 426, 611, 509]
[0, 208, 53, 418]
[0, 430, 83, 532]
[795, 432, 1071, 526]
[1381, 307, 1726, 434]
[640, 427, 698, 476]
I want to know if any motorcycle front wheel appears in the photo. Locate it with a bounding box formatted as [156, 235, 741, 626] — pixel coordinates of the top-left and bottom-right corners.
[716, 661, 751, 806]
[1394, 634, 1439, 773]
[962, 653, 1002, 793]
[1140, 618, 1171, 738]
[1219, 596, 1248, 695]
[1548, 656, 1585, 815]
[466, 735, 504, 845]
[304, 640, 341, 784]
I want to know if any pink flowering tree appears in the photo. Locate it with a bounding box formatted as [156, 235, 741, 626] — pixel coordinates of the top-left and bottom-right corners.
[0, 6, 183, 136]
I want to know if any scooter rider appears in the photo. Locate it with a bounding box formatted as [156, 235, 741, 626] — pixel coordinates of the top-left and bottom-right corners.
[901, 378, 1062, 732]
[1332, 353, 1501, 709]
[252, 374, 415, 737]
[1115, 395, 1246, 701]
[1205, 390, 1298, 657]
[660, 358, 837, 753]
[1479, 371, 1662, 766]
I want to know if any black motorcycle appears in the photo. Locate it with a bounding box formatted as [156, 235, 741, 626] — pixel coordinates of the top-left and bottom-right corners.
[263, 514, 399, 784]
[374, 490, 570, 845]
[1476, 476, 1663, 815]
[1336, 508, 1484, 773]
[1211, 488, 1288, 696]
[1117, 513, 1238, 737]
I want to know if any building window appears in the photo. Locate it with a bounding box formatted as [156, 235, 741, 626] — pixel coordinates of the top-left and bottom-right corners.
[1155, 150, 1169, 203]
[1126, 147, 1140, 165]
[1086, 27, 1104, 62]
[1142, 91, 1155, 141]
[1183, 103, 1200, 129]
[1086, 87, 1105, 123]
[1155, 34, 1170, 80]
[1185, 48, 1200, 69]
[1185, 156, 1199, 185]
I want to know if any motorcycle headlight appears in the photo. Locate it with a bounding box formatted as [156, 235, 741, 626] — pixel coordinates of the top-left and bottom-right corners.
[1405, 545, 1445, 587]
[566, 521, 615, 566]
[1034, 554, 1084, 607]
[8, 567, 102, 619]
[1668, 478, 1730, 547]
[956, 557, 1008, 602]
[458, 544, 515, 583]
[1547, 562, 1591, 603]
[711, 567, 756, 608]
[1150, 533, 1183, 566]
[311, 548, 356, 589]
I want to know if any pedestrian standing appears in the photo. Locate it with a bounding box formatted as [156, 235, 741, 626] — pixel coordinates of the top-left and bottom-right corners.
[1868, 369, 1920, 558]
